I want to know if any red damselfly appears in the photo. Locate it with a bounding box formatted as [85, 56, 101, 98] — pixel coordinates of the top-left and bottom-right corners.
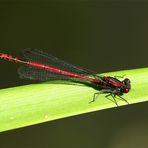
[0, 48, 131, 106]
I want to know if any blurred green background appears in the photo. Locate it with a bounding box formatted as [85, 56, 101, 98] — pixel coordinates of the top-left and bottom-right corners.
[0, 0, 148, 147]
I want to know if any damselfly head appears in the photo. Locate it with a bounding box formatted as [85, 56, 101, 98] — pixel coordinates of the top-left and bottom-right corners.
[122, 78, 131, 93]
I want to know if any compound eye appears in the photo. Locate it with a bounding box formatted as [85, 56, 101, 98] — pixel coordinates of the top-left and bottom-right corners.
[123, 88, 129, 93]
[124, 78, 130, 84]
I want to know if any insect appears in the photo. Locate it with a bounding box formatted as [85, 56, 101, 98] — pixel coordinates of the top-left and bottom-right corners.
[0, 48, 131, 106]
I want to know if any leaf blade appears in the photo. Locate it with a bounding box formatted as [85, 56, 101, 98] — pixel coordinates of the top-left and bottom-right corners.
[0, 68, 148, 132]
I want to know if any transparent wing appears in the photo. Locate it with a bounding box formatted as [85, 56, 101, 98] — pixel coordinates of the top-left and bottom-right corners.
[23, 48, 97, 76]
[18, 65, 87, 82]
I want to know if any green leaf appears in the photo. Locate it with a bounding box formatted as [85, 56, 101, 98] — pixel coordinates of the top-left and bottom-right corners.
[0, 68, 148, 132]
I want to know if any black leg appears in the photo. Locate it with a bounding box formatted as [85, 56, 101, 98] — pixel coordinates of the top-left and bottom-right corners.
[89, 92, 100, 103]
[117, 95, 129, 105]
[111, 94, 118, 107]
[105, 93, 118, 107]
[89, 89, 128, 107]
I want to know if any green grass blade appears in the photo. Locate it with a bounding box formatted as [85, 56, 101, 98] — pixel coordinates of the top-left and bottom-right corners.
[0, 68, 148, 132]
